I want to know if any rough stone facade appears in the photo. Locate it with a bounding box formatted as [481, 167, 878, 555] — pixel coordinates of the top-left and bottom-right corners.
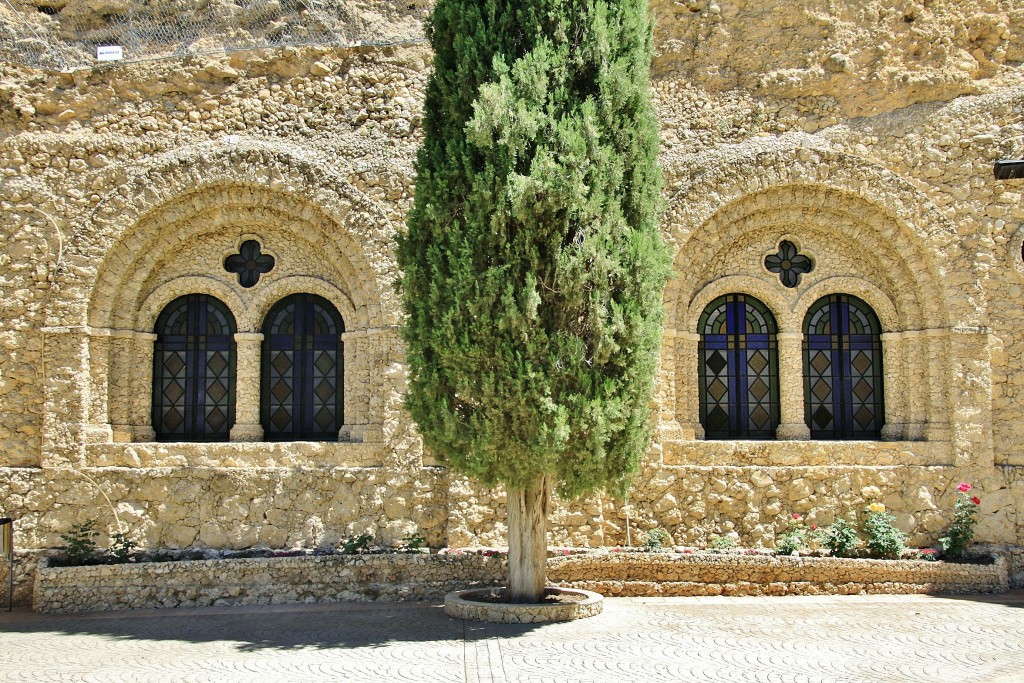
[1, 1, 1024, 603]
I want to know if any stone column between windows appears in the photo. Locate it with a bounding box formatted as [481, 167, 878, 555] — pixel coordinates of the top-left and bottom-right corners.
[880, 331, 907, 441]
[775, 332, 810, 440]
[127, 331, 157, 442]
[675, 332, 702, 439]
[657, 330, 686, 441]
[340, 327, 398, 444]
[230, 332, 264, 442]
[84, 331, 113, 443]
[106, 329, 155, 442]
[902, 330, 929, 440]
[924, 328, 952, 441]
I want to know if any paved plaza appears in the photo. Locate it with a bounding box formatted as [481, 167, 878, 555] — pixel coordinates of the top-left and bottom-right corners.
[1, 592, 1023, 682]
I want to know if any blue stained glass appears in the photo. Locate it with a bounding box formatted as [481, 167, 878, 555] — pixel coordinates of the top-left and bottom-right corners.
[803, 294, 884, 439]
[698, 294, 779, 439]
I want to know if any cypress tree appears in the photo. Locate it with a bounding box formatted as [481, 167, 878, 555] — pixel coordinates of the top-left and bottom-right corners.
[397, 0, 669, 602]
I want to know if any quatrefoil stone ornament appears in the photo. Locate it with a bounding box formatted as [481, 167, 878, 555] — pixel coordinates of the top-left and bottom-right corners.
[224, 240, 275, 288]
[765, 240, 813, 288]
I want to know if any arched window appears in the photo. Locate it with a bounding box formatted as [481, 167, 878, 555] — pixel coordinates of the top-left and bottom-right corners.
[698, 294, 779, 439]
[153, 294, 236, 441]
[261, 293, 344, 440]
[803, 294, 884, 439]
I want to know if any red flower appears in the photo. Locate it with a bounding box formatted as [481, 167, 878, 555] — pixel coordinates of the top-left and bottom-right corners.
[792, 513, 801, 520]
[971, 496, 981, 505]
[957, 482, 972, 493]
[810, 524, 818, 530]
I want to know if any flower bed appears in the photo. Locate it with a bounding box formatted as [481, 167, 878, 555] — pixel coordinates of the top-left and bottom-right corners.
[547, 550, 1008, 598]
[33, 547, 1010, 613]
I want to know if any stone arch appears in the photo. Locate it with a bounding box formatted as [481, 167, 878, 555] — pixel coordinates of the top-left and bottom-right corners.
[661, 143, 973, 444]
[794, 277, 899, 333]
[686, 276, 792, 333]
[51, 137, 394, 330]
[138, 276, 247, 333]
[246, 276, 357, 332]
[662, 144, 976, 331]
[49, 138, 399, 448]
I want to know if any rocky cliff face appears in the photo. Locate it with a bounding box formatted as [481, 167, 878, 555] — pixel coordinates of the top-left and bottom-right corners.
[651, 0, 1023, 116]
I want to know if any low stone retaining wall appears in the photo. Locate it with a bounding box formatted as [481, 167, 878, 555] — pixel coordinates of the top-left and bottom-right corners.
[33, 549, 1011, 613]
[35, 554, 506, 613]
[548, 552, 1009, 597]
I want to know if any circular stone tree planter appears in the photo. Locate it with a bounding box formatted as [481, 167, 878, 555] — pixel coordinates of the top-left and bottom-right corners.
[444, 587, 603, 623]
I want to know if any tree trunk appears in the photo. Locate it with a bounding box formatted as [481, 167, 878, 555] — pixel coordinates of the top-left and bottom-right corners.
[506, 474, 550, 603]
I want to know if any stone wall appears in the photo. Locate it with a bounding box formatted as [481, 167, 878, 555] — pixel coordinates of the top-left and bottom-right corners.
[1, 0, 1023, 595]
[33, 553, 507, 613]
[32, 550, 1010, 613]
[548, 552, 1009, 597]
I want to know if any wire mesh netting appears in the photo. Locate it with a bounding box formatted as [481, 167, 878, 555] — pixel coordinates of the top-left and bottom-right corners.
[0, 0, 430, 71]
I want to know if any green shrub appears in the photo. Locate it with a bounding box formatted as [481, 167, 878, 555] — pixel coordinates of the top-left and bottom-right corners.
[59, 520, 99, 565]
[938, 483, 981, 561]
[643, 527, 672, 551]
[862, 504, 906, 559]
[775, 514, 809, 556]
[821, 517, 860, 558]
[708, 534, 738, 551]
[109, 531, 137, 563]
[398, 533, 427, 553]
[341, 533, 374, 555]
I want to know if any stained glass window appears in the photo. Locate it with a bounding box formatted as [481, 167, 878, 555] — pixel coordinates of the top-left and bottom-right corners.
[153, 294, 236, 441]
[803, 294, 884, 439]
[698, 294, 779, 439]
[261, 293, 344, 440]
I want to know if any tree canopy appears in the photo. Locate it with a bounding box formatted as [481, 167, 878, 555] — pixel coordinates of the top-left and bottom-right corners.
[397, 0, 670, 500]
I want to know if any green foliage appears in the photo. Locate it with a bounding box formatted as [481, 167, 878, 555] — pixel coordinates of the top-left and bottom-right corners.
[109, 531, 137, 563]
[862, 506, 906, 559]
[397, 0, 670, 499]
[59, 520, 99, 565]
[708, 534, 738, 551]
[398, 533, 428, 553]
[775, 515, 809, 556]
[939, 485, 981, 560]
[821, 517, 860, 558]
[341, 533, 374, 555]
[643, 527, 672, 551]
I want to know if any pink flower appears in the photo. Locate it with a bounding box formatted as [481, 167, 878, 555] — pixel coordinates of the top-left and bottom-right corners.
[792, 513, 801, 520]
[562, 549, 570, 556]
[971, 496, 981, 506]
[810, 524, 818, 531]
[957, 482, 972, 493]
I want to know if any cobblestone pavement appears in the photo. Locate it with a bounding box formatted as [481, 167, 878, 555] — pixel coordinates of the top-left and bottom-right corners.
[1, 593, 1023, 682]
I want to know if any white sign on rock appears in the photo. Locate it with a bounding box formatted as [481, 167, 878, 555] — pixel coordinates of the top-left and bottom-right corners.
[96, 46, 123, 62]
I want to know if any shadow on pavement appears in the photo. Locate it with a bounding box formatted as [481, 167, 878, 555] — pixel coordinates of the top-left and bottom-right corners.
[930, 589, 1024, 609]
[0, 600, 546, 652]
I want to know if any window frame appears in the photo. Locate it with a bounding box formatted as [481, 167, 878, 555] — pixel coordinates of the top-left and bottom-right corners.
[152, 294, 237, 442]
[260, 293, 345, 441]
[697, 293, 780, 440]
[802, 293, 885, 440]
